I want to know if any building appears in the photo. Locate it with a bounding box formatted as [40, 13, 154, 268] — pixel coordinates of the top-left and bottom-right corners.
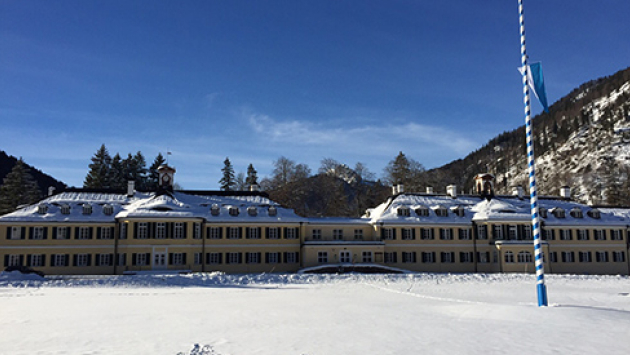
[1, 167, 629, 275]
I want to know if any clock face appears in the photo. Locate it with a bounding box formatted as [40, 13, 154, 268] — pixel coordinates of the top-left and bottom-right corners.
[162, 174, 171, 183]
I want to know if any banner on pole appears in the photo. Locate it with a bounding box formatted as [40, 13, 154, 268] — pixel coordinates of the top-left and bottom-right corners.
[519, 62, 550, 113]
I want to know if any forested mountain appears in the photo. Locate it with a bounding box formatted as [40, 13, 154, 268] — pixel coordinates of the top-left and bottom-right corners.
[422, 66, 630, 206]
[0, 150, 67, 196]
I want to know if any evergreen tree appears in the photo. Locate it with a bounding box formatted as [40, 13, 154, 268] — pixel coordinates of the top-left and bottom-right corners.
[383, 151, 425, 191]
[147, 153, 166, 190]
[109, 153, 125, 190]
[246, 164, 258, 188]
[235, 172, 246, 191]
[84, 144, 112, 188]
[122, 153, 136, 186]
[219, 157, 236, 191]
[0, 158, 42, 214]
[133, 151, 148, 190]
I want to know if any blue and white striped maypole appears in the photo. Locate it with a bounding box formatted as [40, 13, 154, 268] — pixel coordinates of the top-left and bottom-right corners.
[518, 0, 548, 307]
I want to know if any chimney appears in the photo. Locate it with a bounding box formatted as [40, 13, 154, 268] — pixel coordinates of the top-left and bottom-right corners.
[250, 184, 260, 192]
[48, 186, 56, 196]
[512, 186, 524, 199]
[446, 185, 457, 198]
[397, 184, 404, 194]
[426, 186, 434, 194]
[560, 186, 571, 200]
[127, 181, 135, 197]
[392, 186, 398, 195]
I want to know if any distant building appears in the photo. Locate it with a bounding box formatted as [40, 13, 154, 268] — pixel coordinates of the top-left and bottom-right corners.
[1, 168, 629, 275]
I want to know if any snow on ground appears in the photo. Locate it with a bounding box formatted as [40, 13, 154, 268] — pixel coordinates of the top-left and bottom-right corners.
[1, 272, 630, 355]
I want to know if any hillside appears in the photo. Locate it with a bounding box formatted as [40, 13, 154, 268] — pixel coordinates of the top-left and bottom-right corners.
[423, 66, 630, 205]
[0, 150, 67, 196]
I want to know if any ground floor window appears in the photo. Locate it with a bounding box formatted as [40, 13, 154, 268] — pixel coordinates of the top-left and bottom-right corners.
[362, 251, 373, 263]
[284, 252, 299, 263]
[318, 252, 328, 263]
[477, 252, 489, 263]
[266, 252, 280, 264]
[246, 252, 261, 264]
[5, 254, 22, 267]
[459, 252, 473, 263]
[402, 252, 416, 263]
[613, 251, 626, 262]
[28, 254, 45, 267]
[194, 253, 202, 265]
[96, 253, 113, 266]
[578, 251, 592, 263]
[206, 253, 222, 264]
[384, 252, 397, 263]
[441, 252, 455, 263]
[117, 253, 127, 266]
[133, 253, 150, 266]
[227, 252, 242, 264]
[548, 252, 557, 263]
[422, 252, 435, 263]
[504, 251, 514, 263]
[561, 252, 575, 263]
[517, 251, 532, 263]
[595, 251, 608, 262]
[52, 254, 68, 267]
[74, 254, 91, 267]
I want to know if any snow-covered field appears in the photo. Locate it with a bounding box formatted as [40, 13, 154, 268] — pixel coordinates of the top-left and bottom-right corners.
[1, 272, 630, 355]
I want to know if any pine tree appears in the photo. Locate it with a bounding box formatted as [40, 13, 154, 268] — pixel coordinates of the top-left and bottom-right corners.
[246, 164, 258, 188]
[0, 158, 42, 214]
[219, 157, 236, 191]
[84, 144, 112, 188]
[133, 151, 148, 190]
[147, 153, 166, 190]
[110, 153, 125, 190]
[383, 151, 425, 191]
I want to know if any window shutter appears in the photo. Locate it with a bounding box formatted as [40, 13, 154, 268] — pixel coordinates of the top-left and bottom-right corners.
[265, 227, 270, 239]
[88, 254, 93, 267]
[218, 253, 223, 264]
[283, 227, 288, 239]
[133, 223, 138, 239]
[43, 228, 48, 240]
[183, 223, 188, 239]
[265, 253, 269, 263]
[168, 222, 174, 239]
[294, 227, 300, 239]
[6, 227, 11, 239]
[89, 227, 94, 239]
[26, 254, 32, 266]
[246, 227, 250, 238]
[380, 228, 385, 239]
[110, 227, 115, 239]
[96, 255, 101, 266]
[74, 227, 79, 240]
[42, 255, 46, 267]
[218, 227, 223, 239]
[132, 253, 137, 266]
[20, 227, 26, 239]
[29, 227, 34, 240]
[412, 228, 416, 239]
[296, 252, 300, 263]
[3, 255, 8, 267]
[169, 253, 174, 265]
[109, 253, 114, 266]
[283, 252, 287, 263]
[237, 253, 242, 264]
[257, 227, 262, 239]
[183, 253, 187, 265]
[392, 229, 397, 240]
[97, 227, 102, 239]
[64, 254, 69, 266]
[73, 255, 78, 267]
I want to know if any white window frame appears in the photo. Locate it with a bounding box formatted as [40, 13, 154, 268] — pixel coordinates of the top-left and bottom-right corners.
[100, 227, 112, 240]
[493, 225, 503, 240]
[267, 252, 280, 264]
[56, 226, 69, 240]
[459, 228, 470, 240]
[460, 251, 474, 263]
[76, 254, 89, 267]
[613, 251, 626, 262]
[77, 227, 91, 240]
[382, 228, 394, 240]
[517, 251, 532, 263]
[401, 228, 413, 240]
[137, 222, 148, 239]
[578, 251, 592, 263]
[594, 230, 606, 241]
[267, 227, 280, 239]
[53, 254, 67, 267]
[119, 223, 127, 239]
[136, 253, 148, 266]
[577, 230, 588, 241]
[402, 252, 416, 263]
[208, 253, 222, 264]
[311, 229, 322, 240]
[228, 227, 241, 239]
[156, 222, 167, 239]
[560, 229, 572, 240]
[477, 252, 489, 263]
[98, 253, 112, 266]
[32, 227, 45, 240]
[7, 254, 21, 267]
[10, 226, 22, 240]
[285, 228, 298, 239]
[595, 251, 608, 262]
[208, 227, 221, 239]
[477, 225, 488, 240]
[504, 251, 515, 263]
[561, 251, 575, 263]
[246, 252, 260, 264]
[193, 223, 202, 239]
[174, 222, 185, 239]
[439, 228, 452, 240]
[422, 252, 435, 263]
[421, 228, 433, 240]
[285, 252, 298, 263]
[227, 252, 240, 264]
[384, 252, 396, 263]
[611, 230, 623, 241]
[441, 252, 455, 263]
[508, 225, 518, 240]
[247, 228, 260, 239]
[172, 253, 185, 265]
[30, 254, 45, 267]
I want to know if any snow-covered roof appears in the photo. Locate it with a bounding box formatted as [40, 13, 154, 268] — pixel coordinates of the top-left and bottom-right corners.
[0, 191, 304, 223]
[365, 194, 480, 225]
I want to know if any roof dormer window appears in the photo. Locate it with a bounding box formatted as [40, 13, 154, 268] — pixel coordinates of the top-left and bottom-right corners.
[102, 204, 114, 216]
[539, 207, 547, 218]
[570, 208, 583, 218]
[397, 207, 411, 217]
[434, 206, 448, 217]
[82, 204, 93, 215]
[451, 206, 465, 217]
[415, 206, 429, 217]
[552, 208, 565, 219]
[37, 204, 48, 214]
[247, 206, 258, 217]
[229, 207, 239, 217]
[587, 209, 601, 219]
[268, 206, 277, 217]
[60, 204, 71, 215]
[210, 204, 220, 216]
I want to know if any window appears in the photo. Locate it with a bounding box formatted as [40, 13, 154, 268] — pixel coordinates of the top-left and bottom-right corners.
[539, 208, 547, 218]
[415, 207, 429, 217]
[453, 207, 465, 217]
[587, 209, 601, 219]
[384, 252, 397, 263]
[477, 252, 489, 263]
[268, 206, 277, 217]
[477, 225, 488, 240]
[595, 251, 609, 262]
[577, 230, 589, 241]
[549, 252, 557, 263]
[439, 228, 452, 240]
[401, 228, 414, 240]
[422, 252, 435, 263]
[173, 222, 185, 239]
[5, 254, 22, 267]
[228, 227, 241, 239]
[134, 253, 149, 266]
[508, 225, 518, 240]
[117, 253, 127, 266]
[119, 223, 127, 239]
[613, 251, 626, 262]
[99, 227, 113, 240]
[441, 252, 455, 263]
[10, 226, 23, 239]
[193, 223, 202, 239]
[611, 230, 623, 241]
[207, 253, 222, 264]
[137, 222, 148, 239]
[542, 229, 555, 240]
[210, 205, 220, 216]
[570, 208, 583, 218]
[170, 253, 185, 265]
[74, 254, 91, 267]
[578, 251, 592, 263]
[246, 252, 261, 264]
[60, 204, 71, 215]
[362, 252, 373, 263]
[420, 228, 434, 240]
[317, 252, 328, 263]
[194, 253, 203, 265]
[208, 227, 222, 239]
[434, 207, 448, 217]
[553, 208, 566, 218]
[247, 207, 258, 217]
[266, 252, 280, 264]
[97, 254, 113, 266]
[561, 251, 575, 263]
[594, 230, 606, 241]
[284, 252, 299, 263]
[246, 227, 261, 239]
[311, 229, 322, 240]
[103, 204, 114, 216]
[493, 225, 503, 240]
[28, 254, 45, 267]
[339, 251, 351, 263]
[458, 228, 471, 240]
[229, 207, 239, 216]
[52, 254, 68, 267]
[227, 252, 242, 264]
[267, 227, 280, 239]
[517, 251, 532, 263]
[460, 252, 474, 263]
[504, 251, 514, 263]
[382, 228, 395, 240]
[52, 226, 67, 240]
[397, 207, 411, 217]
[31, 227, 45, 240]
[559, 229, 572, 240]
[82, 204, 92, 215]
[402, 252, 417, 263]
[333, 229, 343, 240]
[77, 227, 91, 240]
[354, 229, 364, 240]
[523, 225, 532, 240]
[285, 227, 299, 239]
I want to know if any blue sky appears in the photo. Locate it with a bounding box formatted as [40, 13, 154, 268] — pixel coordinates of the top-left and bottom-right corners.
[1, 0, 629, 189]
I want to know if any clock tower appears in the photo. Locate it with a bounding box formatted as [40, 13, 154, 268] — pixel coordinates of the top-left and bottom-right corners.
[157, 164, 176, 191]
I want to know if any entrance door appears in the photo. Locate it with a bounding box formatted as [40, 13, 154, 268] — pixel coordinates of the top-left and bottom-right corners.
[153, 252, 167, 270]
[339, 251, 351, 263]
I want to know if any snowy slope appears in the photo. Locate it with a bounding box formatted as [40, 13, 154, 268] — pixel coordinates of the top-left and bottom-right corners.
[1, 272, 629, 355]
